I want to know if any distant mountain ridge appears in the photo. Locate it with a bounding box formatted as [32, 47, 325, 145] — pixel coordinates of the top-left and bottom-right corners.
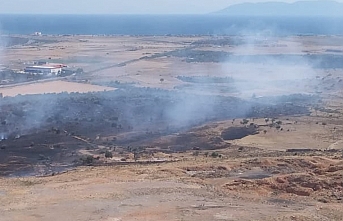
[215, 1, 343, 17]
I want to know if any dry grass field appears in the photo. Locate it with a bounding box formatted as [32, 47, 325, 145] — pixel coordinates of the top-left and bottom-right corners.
[0, 80, 115, 97]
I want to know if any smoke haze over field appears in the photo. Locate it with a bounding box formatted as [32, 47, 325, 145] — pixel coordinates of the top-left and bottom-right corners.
[222, 34, 317, 98]
[1, 13, 340, 178]
[0, 11, 341, 151]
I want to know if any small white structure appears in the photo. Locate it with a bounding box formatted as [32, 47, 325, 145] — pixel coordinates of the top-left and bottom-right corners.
[25, 66, 61, 76]
[33, 32, 42, 36]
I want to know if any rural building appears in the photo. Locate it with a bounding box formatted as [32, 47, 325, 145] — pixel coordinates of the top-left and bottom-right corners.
[24, 62, 66, 76]
[34, 61, 67, 68]
[24, 66, 62, 76]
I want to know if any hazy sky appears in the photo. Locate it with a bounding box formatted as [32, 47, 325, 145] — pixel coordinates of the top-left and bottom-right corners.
[1, 0, 342, 14]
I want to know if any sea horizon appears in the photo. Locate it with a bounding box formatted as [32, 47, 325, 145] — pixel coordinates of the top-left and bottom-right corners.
[0, 14, 343, 36]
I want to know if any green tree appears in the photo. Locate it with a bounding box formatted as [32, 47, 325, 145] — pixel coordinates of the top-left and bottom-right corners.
[241, 119, 249, 125]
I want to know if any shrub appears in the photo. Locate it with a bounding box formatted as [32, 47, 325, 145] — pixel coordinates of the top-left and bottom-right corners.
[105, 151, 113, 158]
[211, 152, 219, 158]
[240, 119, 249, 125]
[81, 155, 94, 165]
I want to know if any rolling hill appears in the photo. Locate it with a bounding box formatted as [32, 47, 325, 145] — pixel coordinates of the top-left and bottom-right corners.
[215, 1, 343, 17]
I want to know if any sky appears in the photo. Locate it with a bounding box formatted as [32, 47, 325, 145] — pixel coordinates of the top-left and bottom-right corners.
[1, 0, 343, 14]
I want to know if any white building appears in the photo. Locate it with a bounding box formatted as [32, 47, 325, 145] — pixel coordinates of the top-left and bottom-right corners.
[25, 66, 62, 76]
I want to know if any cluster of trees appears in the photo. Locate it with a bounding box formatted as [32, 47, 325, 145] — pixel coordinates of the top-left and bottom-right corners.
[177, 75, 234, 84]
[0, 70, 29, 83]
[170, 49, 231, 63]
[264, 118, 283, 130]
[191, 37, 244, 46]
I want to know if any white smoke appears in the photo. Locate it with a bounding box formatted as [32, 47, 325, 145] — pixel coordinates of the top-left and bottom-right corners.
[219, 30, 319, 99]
